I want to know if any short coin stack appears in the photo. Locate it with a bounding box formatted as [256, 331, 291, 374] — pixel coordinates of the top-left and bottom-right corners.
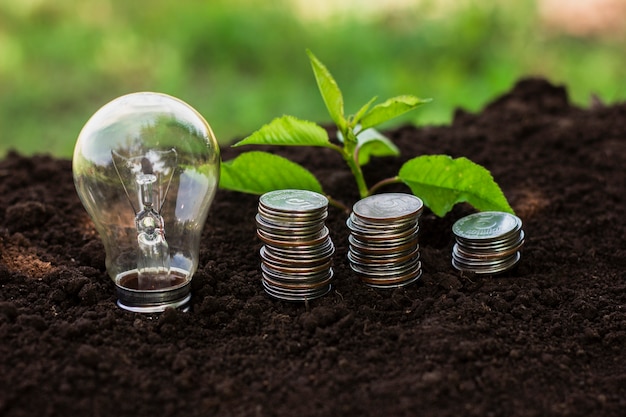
[451, 211, 524, 274]
[347, 193, 424, 288]
[256, 189, 334, 301]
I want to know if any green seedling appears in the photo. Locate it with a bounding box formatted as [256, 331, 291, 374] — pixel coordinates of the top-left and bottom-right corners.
[219, 50, 513, 216]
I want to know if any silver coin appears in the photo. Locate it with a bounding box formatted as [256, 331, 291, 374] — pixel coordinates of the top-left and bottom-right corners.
[349, 229, 419, 248]
[261, 269, 333, 289]
[452, 252, 521, 274]
[260, 254, 333, 272]
[261, 264, 332, 286]
[257, 227, 326, 239]
[261, 256, 333, 275]
[257, 226, 329, 247]
[261, 261, 332, 279]
[452, 250, 519, 268]
[346, 194, 424, 289]
[455, 231, 525, 252]
[261, 272, 332, 291]
[450, 211, 524, 275]
[354, 260, 422, 280]
[263, 270, 334, 288]
[359, 268, 423, 288]
[352, 193, 423, 223]
[455, 229, 523, 247]
[256, 214, 326, 236]
[257, 190, 334, 302]
[258, 205, 328, 225]
[258, 208, 328, 227]
[347, 214, 418, 233]
[261, 277, 332, 302]
[350, 225, 419, 242]
[350, 257, 421, 277]
[348, 245, 420, 266]
[262, 267, 333, 286]
[262, 271, 334, 290]
[260, 245, 334, 266]
[348, 235, 418, 254]
[452, 211, 521, 242]
[259, 189, 328, 214]
[454, 238, 524, 260]
[264, 244, 334, 262]
[264, 239, 335, 259]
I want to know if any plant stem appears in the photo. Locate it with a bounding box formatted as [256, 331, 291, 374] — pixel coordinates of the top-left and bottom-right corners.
[368, 176, 402, 195]
[337, 126, 370, 199]
[343, 151, 369, 198]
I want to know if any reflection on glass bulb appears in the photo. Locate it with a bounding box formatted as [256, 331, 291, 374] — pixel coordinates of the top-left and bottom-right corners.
[73, 92, 220, 313]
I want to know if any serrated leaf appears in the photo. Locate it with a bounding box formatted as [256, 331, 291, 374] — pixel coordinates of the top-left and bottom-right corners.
[219, 151, 323, 195]
[398, 155, 514, 217]
[359, 95, 431, 131]
[233, 115, 331, 148]
[338, 127, 400, 165]
[351, 96, 378, 126]
[306, 49, 347, 132]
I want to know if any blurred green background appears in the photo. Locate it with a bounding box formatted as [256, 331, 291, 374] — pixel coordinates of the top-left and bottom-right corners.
[1, 0, 625, 158]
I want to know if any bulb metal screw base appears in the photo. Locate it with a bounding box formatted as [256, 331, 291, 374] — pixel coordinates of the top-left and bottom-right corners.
[116, 283, 191, 313]
[114, 269, 192, 313]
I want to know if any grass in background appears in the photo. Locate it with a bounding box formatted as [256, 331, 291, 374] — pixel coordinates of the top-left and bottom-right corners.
[0, 0, 625, 158]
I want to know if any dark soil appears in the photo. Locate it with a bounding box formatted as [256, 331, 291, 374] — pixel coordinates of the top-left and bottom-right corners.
[1, 79, 625, 417]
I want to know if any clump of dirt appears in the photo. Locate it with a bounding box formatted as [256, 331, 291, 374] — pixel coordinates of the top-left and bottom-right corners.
[0, 78, 624, 417]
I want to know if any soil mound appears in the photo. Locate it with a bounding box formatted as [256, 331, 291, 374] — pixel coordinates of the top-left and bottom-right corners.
[0, 78, 624, 416]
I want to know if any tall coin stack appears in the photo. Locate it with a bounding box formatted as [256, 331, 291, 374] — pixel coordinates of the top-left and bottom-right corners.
[256, 189, 335, 301]
[451, 211, 524, 274]
[347, 193, 424, 288]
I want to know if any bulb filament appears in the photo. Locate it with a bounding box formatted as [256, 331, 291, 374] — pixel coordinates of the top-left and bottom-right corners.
[112, 149, 178, 290]
[136, 174, 172, 288]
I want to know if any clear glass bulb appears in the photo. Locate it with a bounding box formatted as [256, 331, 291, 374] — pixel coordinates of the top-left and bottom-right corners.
[73, 92, 220, 313]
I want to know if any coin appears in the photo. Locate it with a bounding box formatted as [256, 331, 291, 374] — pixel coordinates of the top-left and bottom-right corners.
[260, 245, 333, 267]
[359, 269, 423, 289]
[348, 234, 418, 254]
[348, 246, 420, 265]
[257, 189, 334, 301]
[259, 189, 328, 213]
[348, 214, 418, 233]
[348, 219, 419, 242]
[255, 214, 325, 236]
[256, 226, 330, 247]
[349, 229, 419, 248]
[262, 270, 334, 290]
[453, 236, 524, 260]
[258, 205, 327, 225]
[347, 193, 423, 288]
[452, 252, 521, 274]
[452, 211, 521, 242]
[264, 239, 335, 259]
[350, 258, 421, 277]
[260, 257, 333, 276]
[451, 211, 524, 275]
[352, 193, 423, 223]
[261, 278, 332, 302]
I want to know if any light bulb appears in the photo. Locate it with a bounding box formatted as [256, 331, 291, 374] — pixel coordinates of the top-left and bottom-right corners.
[72, 92, 220, 313]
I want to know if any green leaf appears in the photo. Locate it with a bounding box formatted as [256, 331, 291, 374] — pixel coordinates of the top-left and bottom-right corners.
[219, 151, 323, 195]
[398, 155, 514, 217]
[351, 96, 378, 126]
[306, 49, 347, 132]
[356, 128, 400, 165]
[233, 115, 331, 148]
[338, 127, 400, 165]
[359, 95, 431, 131]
